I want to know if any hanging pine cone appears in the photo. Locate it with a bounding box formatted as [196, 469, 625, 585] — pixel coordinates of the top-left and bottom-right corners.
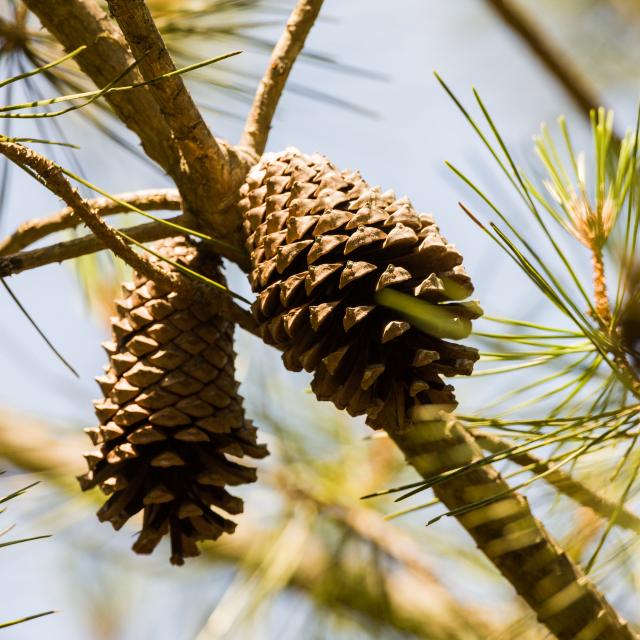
[78, 236, 268, 565]
[239, 148, 481, 431]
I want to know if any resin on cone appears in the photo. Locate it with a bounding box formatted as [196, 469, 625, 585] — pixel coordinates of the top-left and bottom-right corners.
[78, 236, 268, 565]
[239, 148, 481, 431]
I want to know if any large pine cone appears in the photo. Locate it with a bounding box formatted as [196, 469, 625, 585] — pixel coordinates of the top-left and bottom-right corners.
[239, 148, 481, 431]
[78, 236, 268, 565]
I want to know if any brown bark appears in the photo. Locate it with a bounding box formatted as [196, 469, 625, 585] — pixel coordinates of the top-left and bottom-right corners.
[0, 216, 184, 277]
[22, 0, 256, 256]
[105, 0, 246, 230]
[0, 141, 181, 290]
[22, 0, 177, 174]
[591, 243, 612, 328]
[390, 411, 635, 640]
[241, 0, 325, 155]
[106, 0, 225, 170]
[0, 189, 181, 255]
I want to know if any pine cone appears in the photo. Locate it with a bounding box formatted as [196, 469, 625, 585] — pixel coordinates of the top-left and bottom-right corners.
[78, 236, 268, 565]
[239, 148, 481, 431]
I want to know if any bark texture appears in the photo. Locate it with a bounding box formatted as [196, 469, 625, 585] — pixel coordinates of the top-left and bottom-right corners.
[23, 0, 256, 258]
[391, 411, 635, 640]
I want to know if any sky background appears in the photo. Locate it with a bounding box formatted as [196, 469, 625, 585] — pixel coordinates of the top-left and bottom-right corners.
[0, 1, 638, 638]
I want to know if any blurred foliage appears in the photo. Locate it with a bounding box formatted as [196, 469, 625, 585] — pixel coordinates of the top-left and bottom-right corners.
[0, 397, 538, 639]
[524, 0, 640, 102]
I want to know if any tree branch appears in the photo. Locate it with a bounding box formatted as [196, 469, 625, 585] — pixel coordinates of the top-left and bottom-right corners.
[23, 0, 256, 248]
[22, 0, 178, 175]
[475, 430, 640, 535]
[105, 0, 244, 221]
[0, 141, 181, 291]
[0, 142, 255, 329]
[390, 410, 635, 640]
[241, 0, 325, 155]
[0, 217, 182, 277]
[106, 0, 224, 161]
[0, 188, 181, 255]
[485, 0, 602, 119]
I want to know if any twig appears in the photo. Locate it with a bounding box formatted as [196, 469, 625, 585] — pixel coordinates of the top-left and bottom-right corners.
[585, 244, 640, 396]
[0, 217, 183, 277]
[0, 141, 181, 290]
[106, 0, 236, 217]
[485, 0, 602, 119]
[590, 243, 612, 327]
[475, 430, 640, 534]
[241, 0, 325, 155]
[23, 0, 177, 175]
[0, 188, 181, 255]
[0, 142, 257, 332]
[228, 304, 259, 337]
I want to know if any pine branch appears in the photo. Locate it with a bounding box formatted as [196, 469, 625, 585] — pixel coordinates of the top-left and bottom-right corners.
[106, 0, 223, 159]
[390, 410, 636, 640]
[0, 188, 181, 255]
[485, 0, 602, 119]
[105, 0, 243, 219]
[22, 0, 256, 247]
[22, 0, 178, 176]
[590, 244, 613, 327]
[475, 431, 640, 535]
[0, 142, 255, 330]
[0, 140, 181, 291]
[0, 217, 183, 277]
[241, 0, 325, 155]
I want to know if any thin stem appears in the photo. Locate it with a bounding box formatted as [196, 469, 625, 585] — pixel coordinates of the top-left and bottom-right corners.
[241, 0, 325, 155]
[0, 188, 181, 255]
[0, 217, 184, 277]
[0, 140, 180, 291]
[591, 242, 612, 328]
[587, 243, 640, 399]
